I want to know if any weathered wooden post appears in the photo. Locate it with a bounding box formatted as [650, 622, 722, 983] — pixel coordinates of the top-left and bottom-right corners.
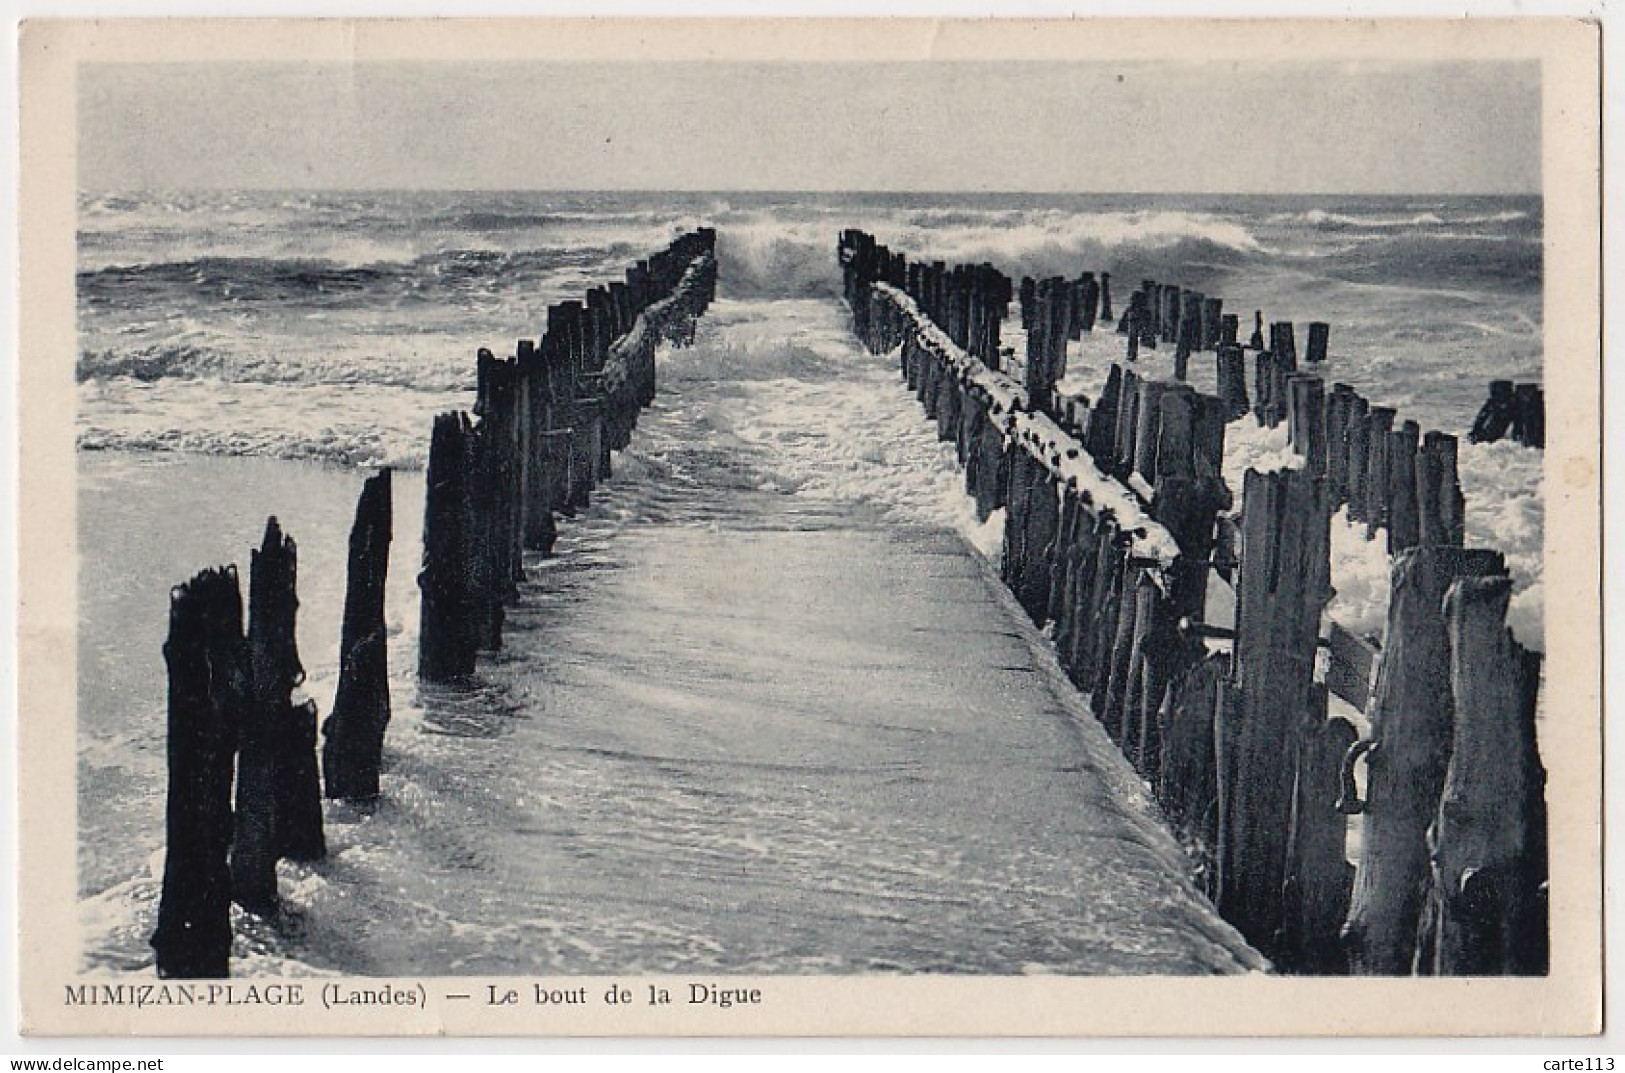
[1513, 383, 1544, 448]
[1085, 366, 1123, 465]
[475, 348, 522, 605]
[1253, 350, 1278, 427]
[1120, 571, 1162, 771]
[323, 469, 394, 802]
[1221, 313, 1240, 347]
[1159, 652, 1226, 891]
[1000, 443, 1036, 593]
[1425, 576, 1548, 975]
[1216, 344, 1250, 421]
[1280, 692, 1359, 974]
[1306, 322, 1330, 364]
[1363, 406, 1396, 539]
[1287, 374, 1327, 476]
[1078, 273, 1099, 333]
[1203, 297, 1225, 350]
[1161, 285, 1180, 344]
[1270, 322, 1298, 371]
[1132, 380, 1169, 481]
[1113, 370, 1143, 479]
[1468, 380, 1516, 444]
[1181, 290, 1203, 354]
[1100, 561, 1146, 746]
[1249, 311, 1266, 350]
[520, 337, 557, 555]
[1345, 393, 1372, 524]
[1174, 318, 1193, 381]
[1098, 272, 1113, 323]
[1017, 462, 1060, 624]
[1050, 482, 1084, 659]
[1140, 284, 1161, 351]
[977, 416, 1014, 521]
[1217, 466, 1331, 960]
[153, 567, 249, 979]
[1342, 547, 1509, 975]
[1138, 384, 1226, 782]
[230, 519, 294, 916]
[1417, 431, 1466, 547]
[1124, 292, 1145, 360]
[1083, 523, 1129, 702]
[419, 412, 477, 681]
[256, 516, 325, 867]
[1023, 284, 1049, 411]
[1386, 420, 1421, 554]
[1326, 383, 1355, 507]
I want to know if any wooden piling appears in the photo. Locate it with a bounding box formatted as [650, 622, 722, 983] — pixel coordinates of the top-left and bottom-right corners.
[1306, 322, 1330, 364]
[1120, 572, 1162, 771]
[1345, 394, 1371, 524]
[1113, 370, 1142, 478]
[323, 469, 394, 803]
[1288, 374, 1327, 476]
[1421, 431, 1465, 546]
[1386, 421, 1421, 554]
[153, 567, 249, 979]
[1100, 562, 1146, 746]
[419, 412, 477, 681]
[1216, 344, 1250, 421]
[1280, 693, 1358, 974]
[230, 519, 294, 916]
[1086, 365, 1123, 465]
[1363, 407, 1395, 538]
[1342, 547, 1509, 975]
[254, 517, 325, 869]
[1253, 350, 1278, 427]
[1132, 380, 1169, 481]
[1203, 297, 1224, 350]
[1513, 383, 1544, 448]
[1270, 322, 1298, 371]
[520, 337, 558, 553]
[1159, 652, 1226, 889]
[1218, 467, 1331, 959]
[1326, 384, 1354, 507]
[1425, 576, 1548, 975]
[1017, 468, 1061, 624]
[1469, 380, 1517, 444]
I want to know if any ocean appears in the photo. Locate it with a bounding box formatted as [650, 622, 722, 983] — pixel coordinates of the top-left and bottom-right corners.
[79, 190, 1543, 465]
[74, 189, 1544, 975]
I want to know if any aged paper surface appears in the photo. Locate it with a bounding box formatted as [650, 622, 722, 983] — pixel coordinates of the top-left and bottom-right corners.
[17, 17, 1601, 1037]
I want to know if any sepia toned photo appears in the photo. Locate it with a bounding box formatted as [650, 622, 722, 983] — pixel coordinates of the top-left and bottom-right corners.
[15, 17, 1602, 1037]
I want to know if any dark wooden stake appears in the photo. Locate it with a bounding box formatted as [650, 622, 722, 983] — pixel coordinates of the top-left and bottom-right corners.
[230, 518, 294, 916]
[153, 567, 248, 979]
[323, 469, 394, 802]
[419, 412, 477, 681]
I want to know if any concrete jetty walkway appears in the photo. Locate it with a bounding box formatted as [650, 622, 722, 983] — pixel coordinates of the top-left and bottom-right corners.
[77, 297, 1264, 977]
[335, 297, 1262, 976]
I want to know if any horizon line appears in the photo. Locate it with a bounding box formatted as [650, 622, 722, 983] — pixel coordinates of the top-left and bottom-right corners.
[77, 185, 1543, 199]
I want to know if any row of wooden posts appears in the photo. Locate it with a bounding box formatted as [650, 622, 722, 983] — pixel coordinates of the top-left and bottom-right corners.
[416, 229, 718, 679]
[839, 229, 1546, 977]
[1468, 379, 1545, 448]
[151, 231, 718, 979]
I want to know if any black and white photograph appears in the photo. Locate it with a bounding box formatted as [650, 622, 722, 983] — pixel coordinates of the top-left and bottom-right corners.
[14, 16, 1603, 1037]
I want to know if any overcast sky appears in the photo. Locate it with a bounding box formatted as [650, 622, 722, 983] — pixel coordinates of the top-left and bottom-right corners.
[78, 61, 1540, 194]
